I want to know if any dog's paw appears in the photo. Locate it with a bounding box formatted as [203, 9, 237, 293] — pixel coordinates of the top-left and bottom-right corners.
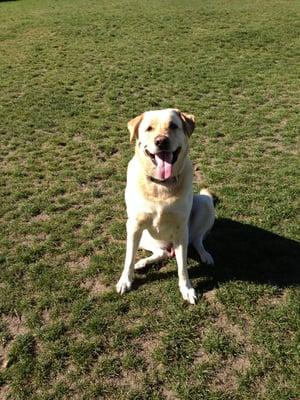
[116, 276, 133, 295]
[179, 285, 197, 304]
[200, 250, 214, 266]
[134, 259, 147, 270]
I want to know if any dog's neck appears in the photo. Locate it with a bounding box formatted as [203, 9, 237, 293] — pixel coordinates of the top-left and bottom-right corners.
[136, 161, 193, 202]
[148, 175, 179, 185]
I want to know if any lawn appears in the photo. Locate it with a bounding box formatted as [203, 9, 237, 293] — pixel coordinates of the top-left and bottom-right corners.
[0, 0, 299, 399]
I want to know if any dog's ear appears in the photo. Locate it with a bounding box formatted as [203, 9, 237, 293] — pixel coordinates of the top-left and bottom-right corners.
[128, 114, 143, 143]
[179, 112, 195, 136]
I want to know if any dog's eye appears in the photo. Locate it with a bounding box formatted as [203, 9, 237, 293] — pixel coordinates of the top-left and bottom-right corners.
[169, 122, 178, 130]
[146, 126, 153, 132]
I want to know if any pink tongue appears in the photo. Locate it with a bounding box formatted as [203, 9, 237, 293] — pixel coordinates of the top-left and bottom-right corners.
[154, 152, 173, 180]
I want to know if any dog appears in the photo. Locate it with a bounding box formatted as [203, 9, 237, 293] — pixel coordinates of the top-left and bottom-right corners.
[116, 108, 215, 304]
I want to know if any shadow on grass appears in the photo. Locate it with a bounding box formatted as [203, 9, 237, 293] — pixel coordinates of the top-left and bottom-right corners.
[134, 218, 300, 293]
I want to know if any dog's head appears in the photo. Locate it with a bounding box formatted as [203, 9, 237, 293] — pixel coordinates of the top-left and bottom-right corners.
[128, 109, 195, 181]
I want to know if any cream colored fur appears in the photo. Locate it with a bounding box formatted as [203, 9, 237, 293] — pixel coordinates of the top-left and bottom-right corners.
[116, 109, 215, 304]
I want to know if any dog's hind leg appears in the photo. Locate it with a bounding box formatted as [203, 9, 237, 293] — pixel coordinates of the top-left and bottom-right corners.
[135, 230, 168, 269]
[192, 237, 214, 265]
[135, 249, 168, 270]
[189, 189, 215, 265]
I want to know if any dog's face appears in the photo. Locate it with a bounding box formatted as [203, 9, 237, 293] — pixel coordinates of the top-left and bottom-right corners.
[128, 109, 195, 180]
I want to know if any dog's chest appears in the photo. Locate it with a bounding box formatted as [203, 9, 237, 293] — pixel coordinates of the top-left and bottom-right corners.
[153, 210, 175, 231]
[145, 207, 184, 240]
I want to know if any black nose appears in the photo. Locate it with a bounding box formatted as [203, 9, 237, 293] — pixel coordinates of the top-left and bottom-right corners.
[155, 135, 170, 149]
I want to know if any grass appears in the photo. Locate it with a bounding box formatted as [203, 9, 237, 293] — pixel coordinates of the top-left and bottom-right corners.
[0, 0, 299, 399]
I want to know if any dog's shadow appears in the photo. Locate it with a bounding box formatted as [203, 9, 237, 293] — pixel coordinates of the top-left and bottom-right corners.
[135, 218, 300, 293]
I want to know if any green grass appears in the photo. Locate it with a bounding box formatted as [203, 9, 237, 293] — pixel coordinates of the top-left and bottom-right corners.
[0, 0, 299, 399]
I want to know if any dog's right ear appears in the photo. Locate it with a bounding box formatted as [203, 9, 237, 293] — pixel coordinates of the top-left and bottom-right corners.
[128, 114, 143, 143]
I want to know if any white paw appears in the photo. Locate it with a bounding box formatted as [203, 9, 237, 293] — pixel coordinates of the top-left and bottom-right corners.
[179, 285, 197, 304]
[200, 250, 214, 266]
[134, 259, 147, 270]
[116, 275, 133, 295]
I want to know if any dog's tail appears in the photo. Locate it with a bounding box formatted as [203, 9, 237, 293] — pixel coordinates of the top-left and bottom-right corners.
[200, 188, 219, 208]
[200, 188, 212, 198]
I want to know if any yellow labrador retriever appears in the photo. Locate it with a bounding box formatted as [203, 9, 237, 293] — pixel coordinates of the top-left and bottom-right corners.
[116, 109, 215, 304]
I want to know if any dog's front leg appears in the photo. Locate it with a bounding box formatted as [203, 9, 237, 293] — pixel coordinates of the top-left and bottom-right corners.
[116, 219, 142, 295]
[175, 228, 197, 304]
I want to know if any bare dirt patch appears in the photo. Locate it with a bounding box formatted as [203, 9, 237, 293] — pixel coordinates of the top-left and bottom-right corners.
[80, 276, 111, 295]
[215, 314, 246, 345]
[193, 164, 204, 184]
[162, 386, 179, 400]
[41, 309, 52, 325]
[209, 354, 251, 393]
[0, 384, 10, 400]
[193, 349, 212, 365]
[2, 315, 28, 338]
[201, 290, 263, 394]
[118, 370, 144, 392]
[67, 256, 90, 271]
[203, 289, 253, 345]
[0, 315, 29, 371]
[132, 334, 163, 373]
[203, 289, 218, 305]
[139, 336, 161, 357]
[257, 290, 288, 308]
[32, 212, 50, 222]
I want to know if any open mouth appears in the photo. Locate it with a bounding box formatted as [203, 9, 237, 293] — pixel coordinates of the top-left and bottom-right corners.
[145, 147, 181, 166]
[144, 147, 181, 180]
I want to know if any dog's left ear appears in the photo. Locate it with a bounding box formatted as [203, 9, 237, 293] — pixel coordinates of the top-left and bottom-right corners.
[128, 114, 144, 143]
[179, 112, 195, 137]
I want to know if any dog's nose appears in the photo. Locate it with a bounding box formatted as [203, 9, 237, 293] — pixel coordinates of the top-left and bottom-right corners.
[155, 135, 170, 149]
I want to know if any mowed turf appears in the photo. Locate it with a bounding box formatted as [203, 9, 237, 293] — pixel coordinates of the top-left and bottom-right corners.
[0, 0, 299, 399]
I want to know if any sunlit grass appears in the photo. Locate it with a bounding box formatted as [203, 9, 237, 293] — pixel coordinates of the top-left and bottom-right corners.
[0, 0, 299, 399]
